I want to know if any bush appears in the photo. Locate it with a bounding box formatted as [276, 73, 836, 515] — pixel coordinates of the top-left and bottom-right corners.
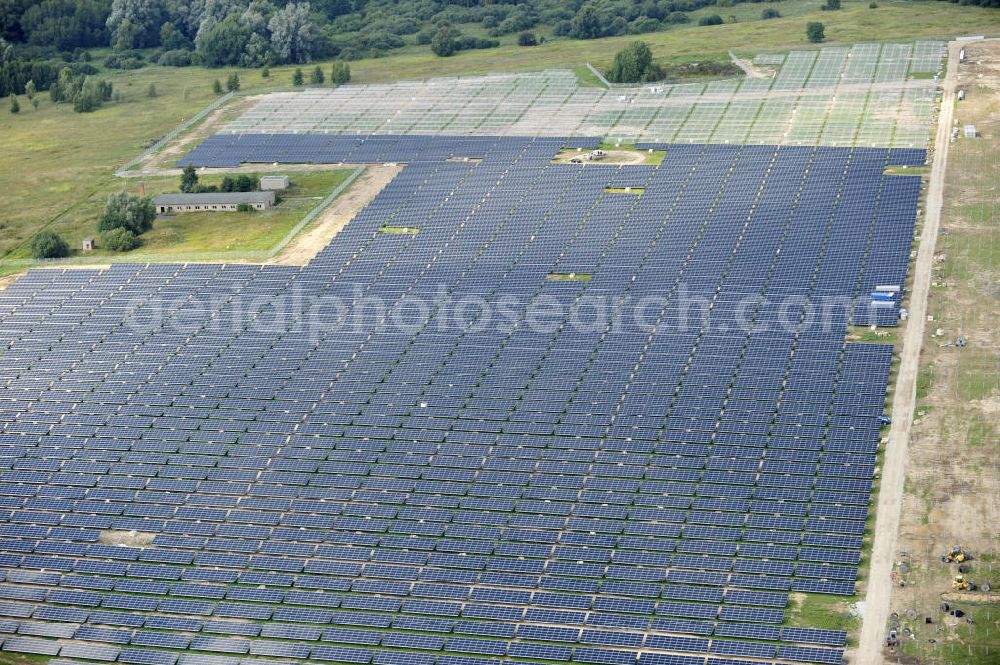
[762, 8, 781, 19]
[104, 53, 144, 70]
[517, 32, 537, 47]
[457, 36, 499, 51]
[220, 174, 259, 192]
[72, 63, 99, 76]
[157, 49, 194, 67]
[100, 228, 139, 252]
[628, 17, 660, 34]
[822, 0, 841, 9]
[31, 231, 69, 259]
[807, 22, 825, 43]
[212, 79, 223, 94]
[9, 94, 18, 114]
[869, 1, 878, 7]
[226, 73, 240, 92]
[698, 15, 723, 26]
[236, 203, 255, 212]
[293, 68, 304, 86]
[72, 79, 112, 113]
[661, 60, 740, 80]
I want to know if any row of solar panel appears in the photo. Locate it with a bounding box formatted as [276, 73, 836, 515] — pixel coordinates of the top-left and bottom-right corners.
[0, 138, 919, 665]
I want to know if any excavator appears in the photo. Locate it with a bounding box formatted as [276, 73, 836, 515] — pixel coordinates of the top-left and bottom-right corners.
[942, 546, 970, 563]
[952, 575, 977, 591]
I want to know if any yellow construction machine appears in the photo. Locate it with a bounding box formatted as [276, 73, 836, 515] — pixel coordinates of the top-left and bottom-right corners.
[952, 575, 977, 591]
[942, 546, 970, 563]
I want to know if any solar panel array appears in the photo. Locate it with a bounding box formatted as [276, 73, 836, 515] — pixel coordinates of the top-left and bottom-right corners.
[0, 134, 925, 664]
[219, 42, 943, 149]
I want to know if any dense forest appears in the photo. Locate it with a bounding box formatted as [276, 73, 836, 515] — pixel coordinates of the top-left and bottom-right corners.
[2, 0, 998, 97]
[0, 0, 787, 85]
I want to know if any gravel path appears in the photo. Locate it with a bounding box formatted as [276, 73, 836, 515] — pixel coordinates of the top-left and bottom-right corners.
[854, 40, 960, 665]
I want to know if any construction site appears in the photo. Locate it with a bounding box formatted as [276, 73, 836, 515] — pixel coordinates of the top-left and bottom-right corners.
[879, 38, 1000, 665]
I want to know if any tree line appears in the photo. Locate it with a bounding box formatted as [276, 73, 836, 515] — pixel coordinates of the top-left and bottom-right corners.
[0, 0, 798, 70]
[2, 0, 997, 70]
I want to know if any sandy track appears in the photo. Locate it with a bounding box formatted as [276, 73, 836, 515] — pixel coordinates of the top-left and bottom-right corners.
[133, 95, 264, 174]
[267, 165, 402, 266]
[729, 51, 774, 79]
[854, 40, 959, 665]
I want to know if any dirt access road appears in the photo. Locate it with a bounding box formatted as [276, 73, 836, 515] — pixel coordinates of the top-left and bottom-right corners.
[854, 40, 960, 665]
[267, 164, 402, 266]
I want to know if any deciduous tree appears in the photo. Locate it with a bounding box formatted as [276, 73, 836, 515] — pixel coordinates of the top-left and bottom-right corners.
[269, 2, 314, 64]
[807, 22, 825, 43]
[98, 191, 156, 235]
[606, 41, 663, 84]
[180, 164, 198, 192]
[106, 0, 165, 50]
[430, 23, 457, 57]
[570, 3, 602, 39]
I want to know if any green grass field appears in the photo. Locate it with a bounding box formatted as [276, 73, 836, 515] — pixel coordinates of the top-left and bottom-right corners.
[1, 0, 999, 276]
[335, 1, 999, 82]
[101, 170, 353, 258]
[783, 592, 859, 636]
[0, 168, 352, 273]
[0, 653, 51, 664]
[0, 66, 236, 265]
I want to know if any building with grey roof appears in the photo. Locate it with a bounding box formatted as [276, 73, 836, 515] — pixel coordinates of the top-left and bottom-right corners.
[155, 191, 276, 214]
[260, 175, 290, 190]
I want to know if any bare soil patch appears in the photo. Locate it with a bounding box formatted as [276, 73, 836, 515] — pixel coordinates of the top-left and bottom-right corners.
[99, 530, 156, 547]
[729, 52, 775, 79]
[552, 149, 649, 165]
[268, 165, 402, 266]
[876, 39, 1000, 665]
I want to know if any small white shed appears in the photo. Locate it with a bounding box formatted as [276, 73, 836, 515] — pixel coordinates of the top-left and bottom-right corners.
[964, 124, 977, 139]
[260, 175, 290, 190]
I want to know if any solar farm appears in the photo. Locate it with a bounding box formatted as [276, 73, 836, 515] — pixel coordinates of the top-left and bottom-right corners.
[224, 42, 942, 148]
[0, 41, 945, 665]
